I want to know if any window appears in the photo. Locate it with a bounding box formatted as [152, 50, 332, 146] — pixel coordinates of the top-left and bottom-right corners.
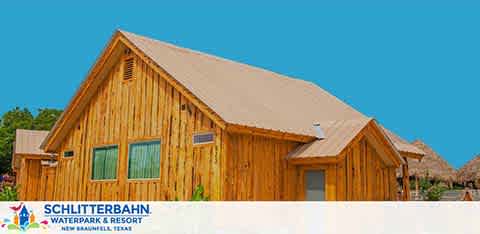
[63, 150, 74, 158]
[128, 141, 161, 179]
[193, 132, 215, 145]
[91, 145, 118, 180]
[123, 57, 135, 80]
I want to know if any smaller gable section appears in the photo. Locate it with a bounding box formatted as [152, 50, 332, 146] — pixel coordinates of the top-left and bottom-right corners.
[363, 121, 404, 167]
[287, 118, 371, 160]
[288, 119, 404, 167]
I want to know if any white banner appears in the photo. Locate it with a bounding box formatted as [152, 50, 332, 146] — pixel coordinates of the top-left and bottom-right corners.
[0, 202, 477, 234]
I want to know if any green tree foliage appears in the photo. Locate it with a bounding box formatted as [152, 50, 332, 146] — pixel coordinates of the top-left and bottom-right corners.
[417, 171, 447, 201]
[191, 185, 209, 201]
[0, 186, 18, 201]
[175, 185, 210, 201]
[0, 107, 62, 173]
[0, 108, 34, 173]
[33, 108, 63, 130]
[419, 179, 446, 201]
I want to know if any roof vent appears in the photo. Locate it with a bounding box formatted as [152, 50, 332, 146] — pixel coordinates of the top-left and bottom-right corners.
[123, 57, 135, 81]
[313, 123, 325, 139]
[193, 132, 215, 145]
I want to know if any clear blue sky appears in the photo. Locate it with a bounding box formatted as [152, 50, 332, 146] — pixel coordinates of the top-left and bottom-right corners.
[1, 1, 478, 168]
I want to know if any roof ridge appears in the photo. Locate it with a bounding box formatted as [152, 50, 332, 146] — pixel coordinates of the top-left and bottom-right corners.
[118, 30, 314, 85]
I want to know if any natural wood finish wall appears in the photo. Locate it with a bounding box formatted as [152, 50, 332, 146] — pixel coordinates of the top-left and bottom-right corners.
[223, 133, 301, 201]
[335, 137, 397, 201]
[53, 53, 225, 201]
[224, 133, 398, 201]
[38, 166, 56, 201]
[17, 158, 42, 201]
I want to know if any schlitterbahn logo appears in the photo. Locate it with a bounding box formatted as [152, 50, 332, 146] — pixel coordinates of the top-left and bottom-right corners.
[0, 203, 151, 233]
[44, 203, 151, 232]
[1, 202, 49, 232]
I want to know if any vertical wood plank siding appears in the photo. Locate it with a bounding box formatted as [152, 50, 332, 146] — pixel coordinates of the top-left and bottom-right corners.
[53, 54, 224, 201]
[17, 158, 56, 201]
[334, 138, 398, 201]
[224, 133, 301, 201]
[17, 159, 41, 200]
[222, 133, 398, 201]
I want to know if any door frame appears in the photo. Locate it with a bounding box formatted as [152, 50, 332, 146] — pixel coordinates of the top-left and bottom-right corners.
[297, 165, 328, 201]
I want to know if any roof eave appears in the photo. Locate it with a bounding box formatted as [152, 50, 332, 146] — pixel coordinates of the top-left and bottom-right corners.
[370, 120, 405, 166]
[42, 29, 232, 152]
[41, 30, 125, 152]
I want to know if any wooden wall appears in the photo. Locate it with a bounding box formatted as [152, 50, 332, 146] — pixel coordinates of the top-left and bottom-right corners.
[17, 158, 40, 200]
[38, 166, 56, 201]
[223, 133, 301, 201]
[53, 53, 225, 201]
[224, 134, 398, 201]
[334, 137, 397, 201]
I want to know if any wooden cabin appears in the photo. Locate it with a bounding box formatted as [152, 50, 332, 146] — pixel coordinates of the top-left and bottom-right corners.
[12, 129, 57, 201]
[39, 30, 424, 201]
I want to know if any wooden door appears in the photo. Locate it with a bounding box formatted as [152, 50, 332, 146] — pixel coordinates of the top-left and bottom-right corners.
[298, 167, 326, 201]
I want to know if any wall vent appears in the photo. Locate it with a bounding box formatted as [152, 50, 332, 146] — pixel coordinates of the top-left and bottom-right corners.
[123, 57, 135, 80]
[64, 150, 74, 158]
[193, 132, 215, 145]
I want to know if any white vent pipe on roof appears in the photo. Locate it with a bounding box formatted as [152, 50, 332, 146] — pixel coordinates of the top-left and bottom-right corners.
[313, 123, 326, 139]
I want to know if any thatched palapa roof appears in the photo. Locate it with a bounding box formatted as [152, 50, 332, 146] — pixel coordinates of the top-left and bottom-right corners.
[457, 155, 480, 183]
[406, 140, 456, 182]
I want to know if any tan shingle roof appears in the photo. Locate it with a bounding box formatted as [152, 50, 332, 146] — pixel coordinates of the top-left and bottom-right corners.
[42, 30, 417, 162]
[121, 30, 366, 137]
[14, 129, 51, 156]
[381, 126, 425, 156]
[288, 118, 371, 158]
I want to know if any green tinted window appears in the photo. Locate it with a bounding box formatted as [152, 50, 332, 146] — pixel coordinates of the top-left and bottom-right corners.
[92, 146, 118, 180]
[128, 141, 161, 179]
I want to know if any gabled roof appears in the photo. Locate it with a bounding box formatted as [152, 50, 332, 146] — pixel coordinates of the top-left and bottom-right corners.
[288, 118, 371, 159]
[381, 127, 425, 157]
[288, 118, 404, 166]
[14, 129, 51, 156]
[41, 30, 415, 162]
[120, 30, 365, 137]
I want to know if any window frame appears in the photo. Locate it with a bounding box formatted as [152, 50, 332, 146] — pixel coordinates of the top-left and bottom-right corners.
[304, 169, 326, 201]
[90, 144, 119, 182]
[126, 139, 162, 182]
[298, 165, 328, 201]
